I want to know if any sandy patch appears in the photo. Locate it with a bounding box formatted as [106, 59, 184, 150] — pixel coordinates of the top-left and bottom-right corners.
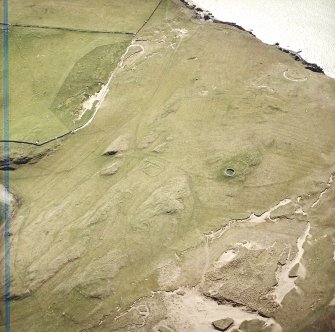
[153, 288, 281, 332]
[273, 223, 311, 303]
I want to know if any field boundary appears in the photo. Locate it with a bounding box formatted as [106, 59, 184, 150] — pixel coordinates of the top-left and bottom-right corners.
[0, 0, 165, 149]
[0, 22, 135, 35]
[135, 0, 164, 35]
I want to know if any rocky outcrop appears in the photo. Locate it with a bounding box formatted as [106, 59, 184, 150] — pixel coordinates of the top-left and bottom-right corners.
[103, 134, 129, 156]
[213, 20, 256, 37]
[179, 0, 256, 35]
[275, 44, 324, 74]
[180, 0, 196, 10]
[179, 1, 324, 74]
[180, 0, 215, 21]
[212, 318, 234, 331]
[0, 141, 58, 170]
[0, 184, 20, 222]
[100, 161, 122, 176]
[288, 263, 299, 278]
[239, 319, 273, 332]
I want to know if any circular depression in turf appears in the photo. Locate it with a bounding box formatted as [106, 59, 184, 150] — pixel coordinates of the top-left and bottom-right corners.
[224, 168, 236, 177]
[283, 69, 308, 82]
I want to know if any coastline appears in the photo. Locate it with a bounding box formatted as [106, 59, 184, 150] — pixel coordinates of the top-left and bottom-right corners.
[179, 0, 325, 75]
[5, 0, 335, 330]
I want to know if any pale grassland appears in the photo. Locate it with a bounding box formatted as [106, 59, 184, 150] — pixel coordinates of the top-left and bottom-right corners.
[0, 28, 131, 142]
[1, 0, 335, 331]
[0, 0, 160, 32]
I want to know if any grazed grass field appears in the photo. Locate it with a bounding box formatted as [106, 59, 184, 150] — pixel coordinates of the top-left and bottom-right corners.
[0, 28, 131, 143]
[0, 0, 161, 33]
[1, 0, 335, 331]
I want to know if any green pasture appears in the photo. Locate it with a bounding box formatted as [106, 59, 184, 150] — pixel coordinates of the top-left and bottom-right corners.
[1, 0, 160, 33]
[1, 0, 335, 331]
[0, 27, 131, 142]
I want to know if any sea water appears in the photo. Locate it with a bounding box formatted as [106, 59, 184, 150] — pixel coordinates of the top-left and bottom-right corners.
[190, 0, 335, 78]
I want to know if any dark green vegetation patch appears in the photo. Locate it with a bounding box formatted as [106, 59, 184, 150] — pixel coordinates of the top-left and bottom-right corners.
[51, 40, 130, 128]
[0, 27, 131, 142]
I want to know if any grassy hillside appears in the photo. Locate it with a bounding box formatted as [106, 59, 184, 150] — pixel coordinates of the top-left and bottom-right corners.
[1, 0, 161, 33]
[0, 28, 131, 142]
[1, 0, 335, 331]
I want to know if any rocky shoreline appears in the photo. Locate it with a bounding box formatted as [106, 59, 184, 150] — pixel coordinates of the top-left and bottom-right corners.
[179, 0, 325, 74]
[274, 44, 324, 73]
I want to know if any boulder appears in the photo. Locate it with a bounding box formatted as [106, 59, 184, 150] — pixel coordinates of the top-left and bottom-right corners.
[288, 263, 299, 278]
[100, 162, 121, 176]
[239, 319, 272, 332]
[212, 318, 234, 331]
[103, 135, 129, 156]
